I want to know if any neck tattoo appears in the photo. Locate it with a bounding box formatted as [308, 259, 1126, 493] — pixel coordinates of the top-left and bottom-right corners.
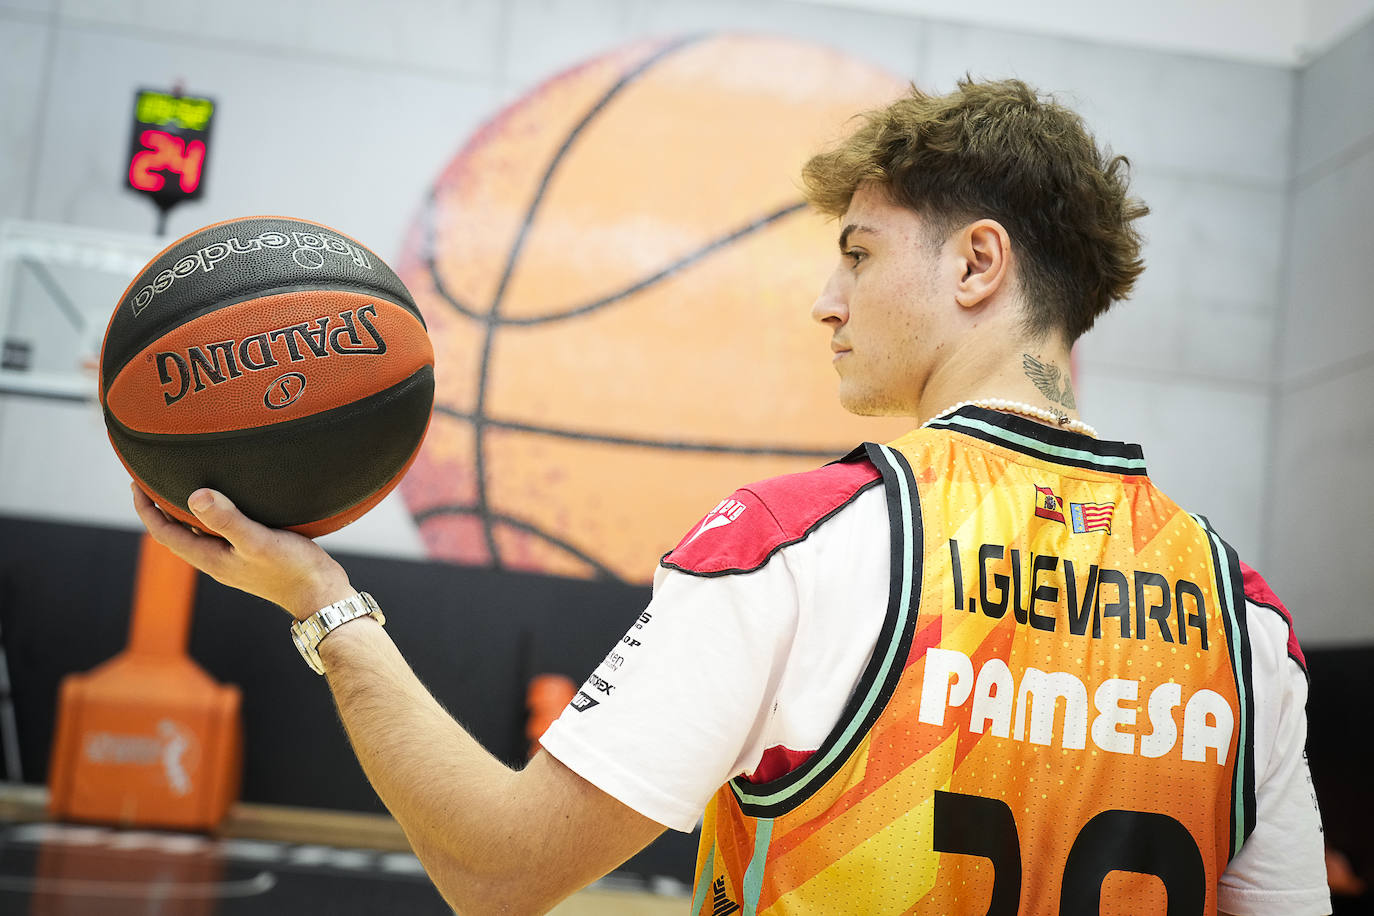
[1022, 354, 1077, 410]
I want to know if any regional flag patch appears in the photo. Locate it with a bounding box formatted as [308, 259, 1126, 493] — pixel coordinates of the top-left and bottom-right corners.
[1071, 501, 1114, 534]
[1034, 485, 1066, 523]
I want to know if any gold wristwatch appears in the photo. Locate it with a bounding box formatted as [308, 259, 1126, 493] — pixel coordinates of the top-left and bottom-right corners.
[291, 591, 385, 675]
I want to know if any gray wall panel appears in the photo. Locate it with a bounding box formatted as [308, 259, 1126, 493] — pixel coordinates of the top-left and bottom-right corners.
[1281, 148, 1374, 382]
[1267, 360, 1374, 644]
[0, 14, 51, 223]
[1295, 14, 1374, 178]
[1267, 14, 1374, 646]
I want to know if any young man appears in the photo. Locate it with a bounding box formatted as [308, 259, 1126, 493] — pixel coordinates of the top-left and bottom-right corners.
[134, 79, 1329, 915]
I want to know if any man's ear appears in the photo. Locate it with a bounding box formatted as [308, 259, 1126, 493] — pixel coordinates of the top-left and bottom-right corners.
[953, 219, 1013, 310]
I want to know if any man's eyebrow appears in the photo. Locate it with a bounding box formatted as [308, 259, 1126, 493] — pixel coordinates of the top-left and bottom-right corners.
[838, 223, 879, 251]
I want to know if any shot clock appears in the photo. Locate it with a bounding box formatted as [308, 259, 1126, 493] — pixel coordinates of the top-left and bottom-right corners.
[125, 88, 215, 233]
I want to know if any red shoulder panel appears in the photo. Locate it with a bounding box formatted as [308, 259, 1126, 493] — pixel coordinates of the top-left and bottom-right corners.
[661, 457, 882, 576]
[1241, 561, 1307, 672]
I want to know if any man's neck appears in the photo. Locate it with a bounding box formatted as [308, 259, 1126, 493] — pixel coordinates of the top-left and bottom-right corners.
[917, 340, 1080, 428]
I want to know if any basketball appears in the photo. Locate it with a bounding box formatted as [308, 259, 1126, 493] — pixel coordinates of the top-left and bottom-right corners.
[395, 34, 910, 582]
[99, 216, 435, 538]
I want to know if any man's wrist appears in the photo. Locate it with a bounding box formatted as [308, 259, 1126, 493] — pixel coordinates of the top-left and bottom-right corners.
[317, 612, 386, 663]
[291, 591, 385, 675]
[288, 581, 358, 622]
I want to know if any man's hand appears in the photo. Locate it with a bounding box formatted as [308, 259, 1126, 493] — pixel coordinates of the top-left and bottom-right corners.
[132, 484, 355, 620]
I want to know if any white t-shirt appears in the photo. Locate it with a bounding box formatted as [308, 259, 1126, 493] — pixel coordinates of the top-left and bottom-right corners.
[539, 484, 1330, 915]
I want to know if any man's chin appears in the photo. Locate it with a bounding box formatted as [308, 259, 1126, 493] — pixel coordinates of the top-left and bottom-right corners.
[838, 390, 909, 418]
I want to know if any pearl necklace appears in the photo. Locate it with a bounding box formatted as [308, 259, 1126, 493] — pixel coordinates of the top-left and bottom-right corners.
[923, 398, 1099, 438]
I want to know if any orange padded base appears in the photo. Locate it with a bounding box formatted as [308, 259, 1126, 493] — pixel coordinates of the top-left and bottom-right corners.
[47, 536, 242, 831]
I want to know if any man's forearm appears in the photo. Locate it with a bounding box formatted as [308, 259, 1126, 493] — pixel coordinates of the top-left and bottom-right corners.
[130, 487, 665, 912]
[317, 618, 533, 909]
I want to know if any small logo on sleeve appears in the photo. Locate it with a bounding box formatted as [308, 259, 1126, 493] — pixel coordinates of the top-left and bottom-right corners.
[570, 691, 599, 713]
[684, 498, 748, 546]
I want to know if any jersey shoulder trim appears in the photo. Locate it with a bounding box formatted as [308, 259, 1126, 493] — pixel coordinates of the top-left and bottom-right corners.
[660, 453, 882, 577]
[1240, 561, 1308, 674]
[922, 405, 1148, 475]
[1191, 513, 1258, 857]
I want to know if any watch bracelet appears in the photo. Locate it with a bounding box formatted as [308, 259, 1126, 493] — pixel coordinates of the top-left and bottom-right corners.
[292, 591, 384, 674]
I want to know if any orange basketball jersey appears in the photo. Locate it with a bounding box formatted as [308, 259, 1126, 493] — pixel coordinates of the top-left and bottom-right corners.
[694, 408, 1255, 915]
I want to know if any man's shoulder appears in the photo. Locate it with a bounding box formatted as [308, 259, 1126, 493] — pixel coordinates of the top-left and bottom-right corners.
[660, 456, 883, 577]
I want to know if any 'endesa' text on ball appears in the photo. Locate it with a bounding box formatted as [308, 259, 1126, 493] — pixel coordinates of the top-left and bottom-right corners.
[128, 229, 375, 317]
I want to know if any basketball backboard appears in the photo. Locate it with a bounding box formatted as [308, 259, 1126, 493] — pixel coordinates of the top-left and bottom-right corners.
[0, 220, 159, 403]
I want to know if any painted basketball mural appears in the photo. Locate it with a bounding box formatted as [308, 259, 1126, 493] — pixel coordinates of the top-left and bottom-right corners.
[396, 34, 910, 583]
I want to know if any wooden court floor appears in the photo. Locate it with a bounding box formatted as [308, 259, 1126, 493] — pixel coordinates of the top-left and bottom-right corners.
[0, 784, 689, 914]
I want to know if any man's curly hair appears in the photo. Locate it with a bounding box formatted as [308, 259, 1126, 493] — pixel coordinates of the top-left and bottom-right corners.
[802, 78, 1149, 342]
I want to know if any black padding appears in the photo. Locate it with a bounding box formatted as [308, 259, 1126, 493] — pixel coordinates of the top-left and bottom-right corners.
[106, 366, 434, 529]
[101, 217, 422, 393]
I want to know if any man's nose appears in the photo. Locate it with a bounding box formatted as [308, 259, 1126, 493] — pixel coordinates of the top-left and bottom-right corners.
[811, 270, 848, 326]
